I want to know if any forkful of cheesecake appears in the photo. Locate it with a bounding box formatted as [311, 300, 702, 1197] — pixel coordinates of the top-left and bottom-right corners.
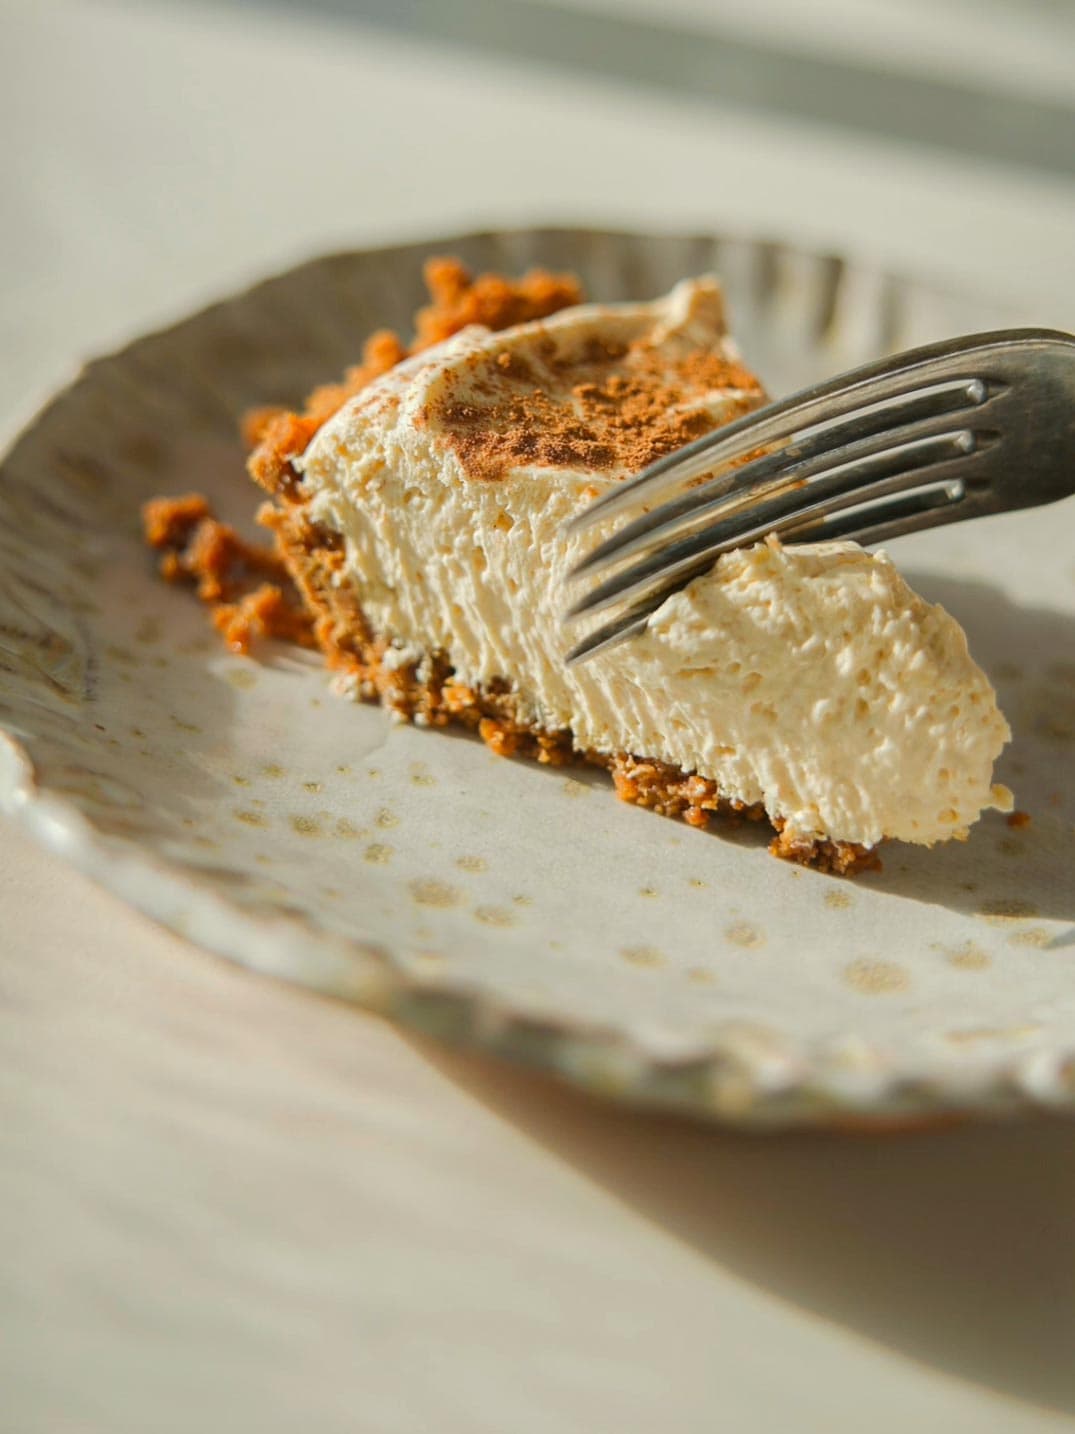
[562, 328, 1075, 665]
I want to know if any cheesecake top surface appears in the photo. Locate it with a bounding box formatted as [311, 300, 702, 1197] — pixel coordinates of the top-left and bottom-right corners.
[309, 276, 764, 487]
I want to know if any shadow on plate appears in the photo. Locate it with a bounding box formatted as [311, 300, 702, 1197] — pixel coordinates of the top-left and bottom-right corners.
[411, 1033, 1075, 1417]
[427, 569, 1075, 920]
[854, 572, 1075, 923]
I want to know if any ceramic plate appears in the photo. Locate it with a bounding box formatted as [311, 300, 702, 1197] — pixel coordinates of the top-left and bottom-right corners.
[1, 228, 1073, 1127]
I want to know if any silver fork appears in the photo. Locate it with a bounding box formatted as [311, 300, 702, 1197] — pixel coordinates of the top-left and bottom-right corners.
[562, 328, 1075, 665]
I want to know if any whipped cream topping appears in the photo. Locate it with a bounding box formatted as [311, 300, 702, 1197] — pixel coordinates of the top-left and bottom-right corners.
[298, 277, 1011, 848]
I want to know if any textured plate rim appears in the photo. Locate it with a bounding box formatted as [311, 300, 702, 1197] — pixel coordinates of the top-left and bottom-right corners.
[2, 225, 1073, 1131]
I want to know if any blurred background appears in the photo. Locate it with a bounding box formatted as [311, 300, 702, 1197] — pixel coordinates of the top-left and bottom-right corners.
[3, 0, 1074, 441]
[3, 5, 1075, 1433]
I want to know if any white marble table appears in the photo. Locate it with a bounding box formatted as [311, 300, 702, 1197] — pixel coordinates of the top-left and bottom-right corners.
[3, 2, 1074, 1429]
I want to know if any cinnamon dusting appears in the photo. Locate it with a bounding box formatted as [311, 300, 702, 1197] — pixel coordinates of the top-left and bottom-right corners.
[426, 335, 762, 482]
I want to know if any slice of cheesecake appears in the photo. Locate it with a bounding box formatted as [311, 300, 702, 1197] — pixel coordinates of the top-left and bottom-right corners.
[253, 270, 1011, 871]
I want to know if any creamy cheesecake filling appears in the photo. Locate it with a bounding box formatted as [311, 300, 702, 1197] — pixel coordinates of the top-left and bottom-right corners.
[296, 277, 1011, 850]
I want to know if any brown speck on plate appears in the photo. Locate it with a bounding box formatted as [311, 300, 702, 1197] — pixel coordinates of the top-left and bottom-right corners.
[940, 942, 992, 971]
[474, 906, 515, 928]
[408, 878, 460, 908]
[620, 945, 665, 968]
[725, 922, 765, 950]
[844, 959, 910, 996]
[1007, 928, 1052, 948]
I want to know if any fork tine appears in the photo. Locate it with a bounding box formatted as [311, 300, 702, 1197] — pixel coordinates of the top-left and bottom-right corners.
[779, 480, 967, 548]
[564, 611, 652, 666]
[564, 484, 968, 667]
[566, 430, 979, 621]
[562, 335, 1005, 538]
[568, 378, 991, 583]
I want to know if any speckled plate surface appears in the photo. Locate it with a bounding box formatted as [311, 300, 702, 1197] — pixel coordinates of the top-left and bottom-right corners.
[1, 228, 1073, 1127]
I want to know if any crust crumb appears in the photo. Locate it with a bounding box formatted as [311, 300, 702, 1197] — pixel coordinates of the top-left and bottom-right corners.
[769, 822, 880, 876]
[141, 493, 313, 653]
